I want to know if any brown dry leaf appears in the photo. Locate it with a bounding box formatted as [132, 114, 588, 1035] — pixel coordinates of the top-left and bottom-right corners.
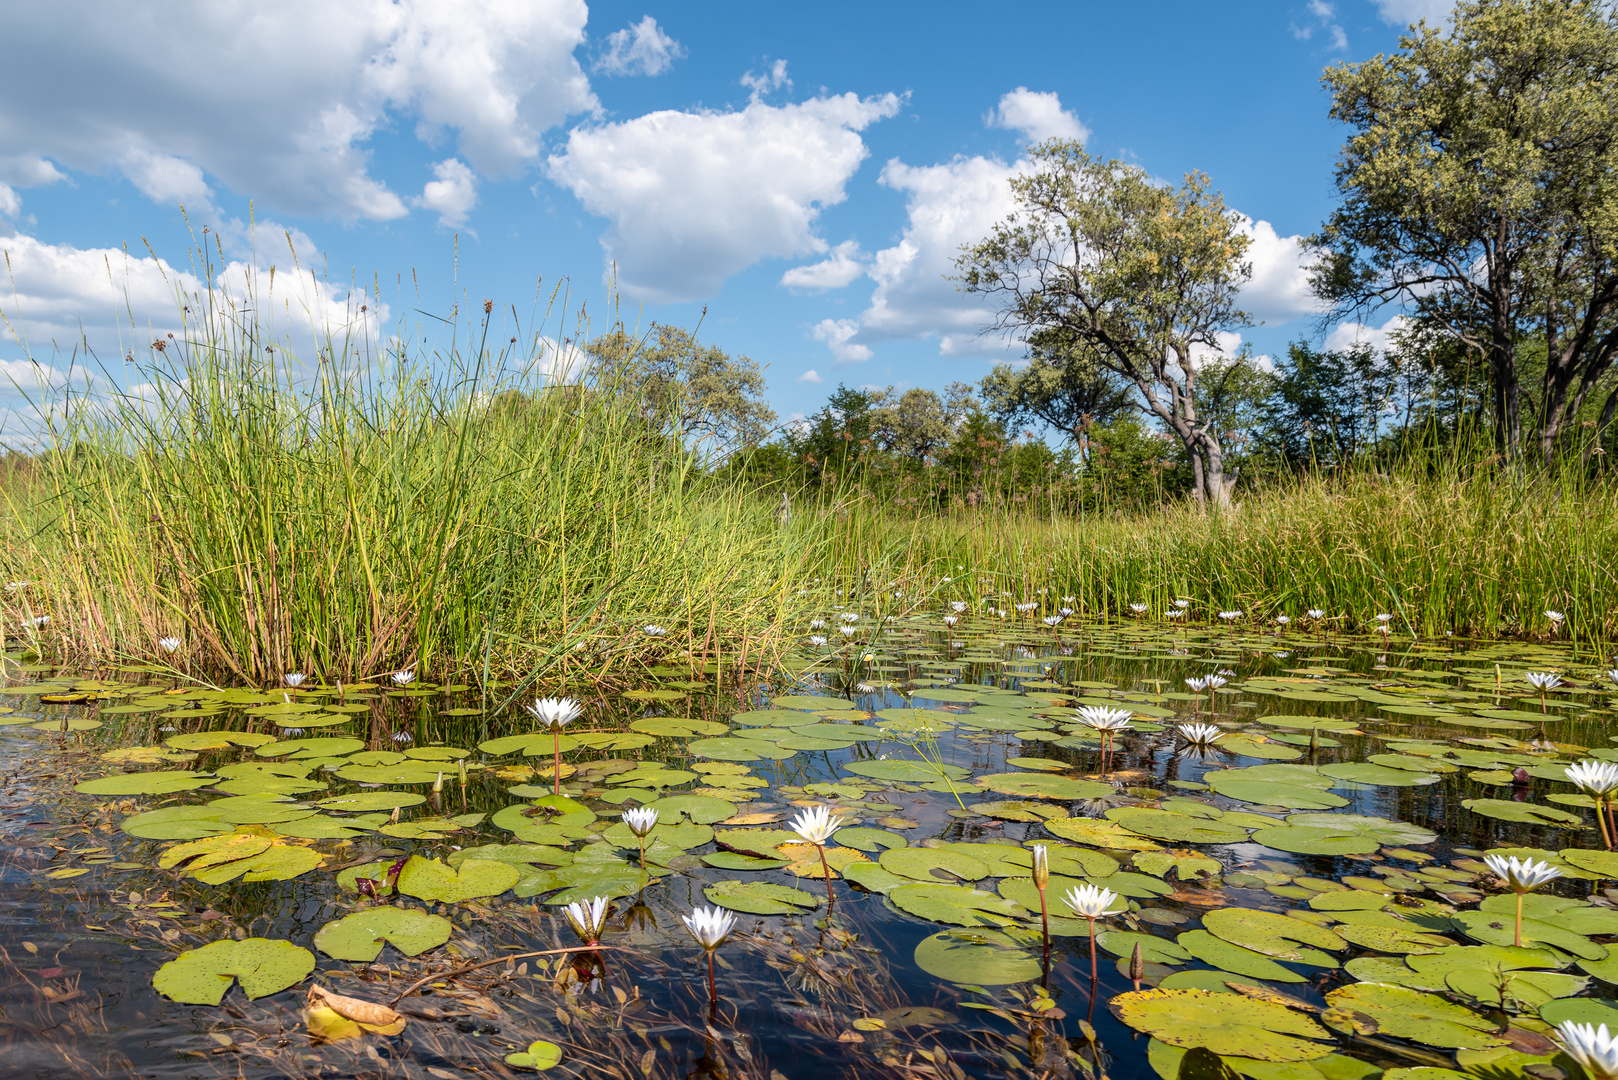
[721, 812, 782, 825]
[307, 985, 407, 1034]
[306, 1005, 363, 1042]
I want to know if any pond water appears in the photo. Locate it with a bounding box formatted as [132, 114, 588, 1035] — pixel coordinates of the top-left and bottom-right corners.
[2, 611, 1616, 1080]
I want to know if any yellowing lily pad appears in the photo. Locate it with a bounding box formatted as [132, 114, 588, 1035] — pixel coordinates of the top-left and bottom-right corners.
[1322, 983, 1507, 1049]
[1110, 987, 1334, 1062]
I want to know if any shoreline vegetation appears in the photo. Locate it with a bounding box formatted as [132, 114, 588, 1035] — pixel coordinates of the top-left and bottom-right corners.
[0, 287, 1612, 689]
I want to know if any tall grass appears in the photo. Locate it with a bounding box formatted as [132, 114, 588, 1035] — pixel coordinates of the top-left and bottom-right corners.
[0, 281, 823, 688]
[2, 272, 1613, 687]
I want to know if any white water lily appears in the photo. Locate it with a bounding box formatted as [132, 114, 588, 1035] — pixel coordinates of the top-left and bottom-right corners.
[1185, 675, 1210, 692]
[1062, 883, 1120, 919]
[942, 616, 959, 627]
[283, 672, 305, 687]
[525, 697, 584, 730]
[1568, 761, 1618, 797]
[1177, 723, 1225, 746]
[1166, 609, 1185, 619]
[1075, 705, 1133, 732]
[643, 624, 667, 636]
[838, 625, 858, 637]
[1042, 615, 1063, 627]
[391, 731, 413, 744]
[1546, 610, 1566, 624]
[1374, 613, 1392, 623]
[683, 905, 737, 951]
[1274, 615, 1290, 625]
[157, 637, 181, 654]
[1307, 608, 1325, 619]
[1173, 599, 1190, 609]
[951, 601, 968, 613]
[1205, 674, 1229, 690]
[622, 807, 659, 836]
[1129, 603, 1148, 614]
[1015, 602, 1038, 613]
[1525, 672, 1563, 691]
[808, 635, 828, 646]
[1217, 610, 1241, 622]
[391, 669, 415, 685]
[809, 619, 826, 630]
[1556, 1021, 1618, 1080]
[1483, 853, 1563, 891]
[840, 612, 860, 623]
[562, 895, 611, 945]
[788, 805, 847, 846]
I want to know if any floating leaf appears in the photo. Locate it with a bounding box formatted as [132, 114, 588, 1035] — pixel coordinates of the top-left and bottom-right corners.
[1460, 799, 1583, 826]
[1445, 968, 1586, 1010]
[153, 938, 315, 1005]
[844, 760, 970, 783]
[395, 856, 520, 903]
[1451, 911, 1607, 959]
[1177, 931, 1307, 983]
[313, 908, 454, 961]
[913, 929, 1042, 985]
[504, 1040, 563, 1070]
[1107, 808, 1248, 844]
[1319, 763, 1441, 787]
[1284, 813, 1436, 846]
[879, 847, 990, 882]
[1110, 988, 1334, 1062]
[703, 880, 819, 915]
[976, 773, 1113, 799]
[1203, 909, 1344, 964]
[1252, 826, 1379, 856]
[887, 883, 1026, 926]
[1322, 983, 1506, 1049]
[836, 826, 908, 853]
[316, 791, 427, 812]
[74, 770, 214, 796]
[120, 804, 232, 840]
[1044, 817, 1163, 850]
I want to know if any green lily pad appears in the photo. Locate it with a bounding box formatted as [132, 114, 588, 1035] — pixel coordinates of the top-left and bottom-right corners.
[504, 1040, 562, 1070]
[1044, 818, 1163, 850]
[1176, 930, 1307, 983]
[1451, 910, 1607, 959]
[914, 928, 1042, 985]
[120, 804, 233, 840]
[630, 717, 728, 737]
[152, 938, 315, 1005]
[1110, 987, 1334, 1062]
[1538, 998, 1618, 1027]
[1560, 849, 1618, 878]
[1284, 813, 1437, 846]
[193, 843, 325, 884]
[976, 773, 1113, 799]
[1252, 826, 1379, 856]
[1107, 808, 1248, 844]
[204, 795, 317, 825]
[316, 791, 428, 812]
[313, 908, 454, 961]
[1204, 779, 1349, 810]
[843, 760, 971, 783]
[887, 883, 1026, 926]
[835, 827, 907, 853]
[701, 851, 787, 871]
[843, 861, 911, 893]
[1445, 968, 1586, 1010]
[1461, 799, 1583, 826]
[771, 694, 853, 710]
[1335, 923, 1456, 954]
[165, 731, 278, 750]
[879, 847, 990, 882]
[1322, 983, 1507, 1049]
[395, 856, 521, 903]
[254, 737, 364, 759]
[336, 761, 447, 784]
[1319, 763, 1441, 787]
[646, 794, 736, 825]
[688, 737, 797, 761]
[1098, 930, 1193, 965]
[703, 880, 820, 915]
[1203, 908, 1344, 963]
[75, 770, 215, 796]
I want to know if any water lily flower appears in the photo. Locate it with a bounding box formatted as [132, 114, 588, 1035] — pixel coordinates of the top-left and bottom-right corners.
[391, 669, 415, 685]
[683, 906, 738, 1003]
[1042, 615, 1063, 627]
[1177, 723, 1224, 747]
[1076, 705, 1132, 771]
[1166, 609, 1185, 619]
[838, 625, 858, 637]
[808, 635, 828, 646]
[1030, 844, 1052, 948]
[1555, 1021, 1618, 1080]
[283, 672, 305, 687]
[809, 619, 826, 630]
[1307, 609, 1325, 620]
[1525, 671, 1563, 712]
[1483, 853, 1563, 946]
[525, 697, 584, 796]
[942, 615, 959, 627]
[643, 625, 666, 636]
[1569, 760, 1618, 849]
[1129, 603, 1148, 615]
[157, 637, 181, 654]
[391, 731, 413, 744]
[789, 805, 848, 901]
[1375, 613, 1392, 623]
[1217, 610, 1241, 622]
[623, 806, 659, 870]
[840, 613, 860, 623]
[950, 601, 968, 613]
[4, 581, 25, 592]
[1275, 615, 1290, 626]
[1185, 675, 1210, 692]
[1059, 607, 1074, 616]
[563, 895, 611, 946]
[1062, 884, 1121, 984]
[280, 727, 305, 738]
[1173, 599, 1190, 609]
[1546, 610, 1566, 627]
[25, 615, 48, 628]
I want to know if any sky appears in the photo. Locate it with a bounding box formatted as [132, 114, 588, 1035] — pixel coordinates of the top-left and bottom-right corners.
[0, 0, 1449, 432]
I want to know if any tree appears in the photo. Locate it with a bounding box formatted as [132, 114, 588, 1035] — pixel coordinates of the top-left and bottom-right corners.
[782, 383, 880, 487]
[586, 323, 776, 457]
[1311, 0, 1618, 466]
[980, 327, 1135, 458]
[870, 383, 975, 462]
[957, 141, 1255, 508]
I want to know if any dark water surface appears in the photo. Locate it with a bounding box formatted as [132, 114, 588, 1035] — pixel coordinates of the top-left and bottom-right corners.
[0, 616, 1612, 1080]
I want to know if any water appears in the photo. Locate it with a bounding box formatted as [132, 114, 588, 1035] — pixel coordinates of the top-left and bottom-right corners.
[0, 615, 1611, 1079]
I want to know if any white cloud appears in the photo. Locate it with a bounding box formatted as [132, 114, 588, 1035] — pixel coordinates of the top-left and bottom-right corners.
[594, 16, 684, 77]
[811, 318, 872, 365]
[780, 240, 866, 292]
[548, 91, 902, 302]
[0, 232, 384, 370]
[119, 149, 219, 218]
[416, 158, 479, 227]
[741, 60, 792, 101]
[1325, 314, 1409, 354]
[797, 368, 823, 384]
[989, 87, 1088, 144]
[0, 0, 597, 221]
[1237, 216, 1321, 322]
[1372, 0, 1452, 25]
[0, 185, 19, 220]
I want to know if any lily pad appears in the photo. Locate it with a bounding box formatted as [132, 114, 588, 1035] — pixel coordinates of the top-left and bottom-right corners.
[395, 856, 521, 903]
[1318, 763, 1440, 787]
[1203, 908, 1344, 964]
[314, 908, 455, 961]
[844, 760, 971, 783]
[1176, 930, 1307, 983]
[914, 929, 1042, 985]
[1460, 799, 1583, 826]
[879, 847, 990, 883]
[1252, 826, 1379, 857]
[1322, 983, 1507, 1049]
[703, 880, 819, 915]
[1107, 808, 1248, 844]
[120, 804, 232, 840]
[1110, 988, 1334, 1062]
[74, 770, 214, 796]
[887, 883, 1026, 926]
[152, 938, 315, 1005]
[504, 1040, 563, 1071]
[1285, 813, 1437, 846]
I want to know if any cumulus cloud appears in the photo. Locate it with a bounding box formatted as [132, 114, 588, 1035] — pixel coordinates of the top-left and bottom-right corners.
[548, 90, 902, 302]
[1292, 0, 1348, 50]
[990, 87, 1088, 144]
[1325, 314, 1409, 354]
[780, 240, 866, 292]
[0, 185, 19, 220]
[741, 60, 792, 101]
[811, 319, 872, 365]
[1371, 0, 1452, 26]
[797, 368, 823, 384]
[0, 232, 384, 371]
[594, 16, 684, 77]
[1237, 216, 1320, 322]
[416, 158, 479, 227]
[0, 0, 596, 222]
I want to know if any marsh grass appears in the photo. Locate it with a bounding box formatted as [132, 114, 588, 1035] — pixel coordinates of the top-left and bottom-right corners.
[2, 268, 1615, 686]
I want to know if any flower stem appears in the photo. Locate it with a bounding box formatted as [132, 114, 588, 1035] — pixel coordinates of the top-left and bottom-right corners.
[1514, 891, 1524, 948]
[706, 950, 717, 1003]
[552, 729, 562, 797]
[819, 844, 835, 906]
[1037, 884, 1049, 951]
[1087, 915, 1098, 984]
[638, 835, 647, 872]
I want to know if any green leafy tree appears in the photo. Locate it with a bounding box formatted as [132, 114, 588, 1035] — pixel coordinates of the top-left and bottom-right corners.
[980, 328, 1135, 458]
[957, 140, 1254, 508]
[1312, 0, 1618, 465]
[585, 323, 776, 458]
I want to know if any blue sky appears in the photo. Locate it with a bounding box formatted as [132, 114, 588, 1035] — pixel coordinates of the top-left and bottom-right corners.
[0, 0, 1445, 430]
